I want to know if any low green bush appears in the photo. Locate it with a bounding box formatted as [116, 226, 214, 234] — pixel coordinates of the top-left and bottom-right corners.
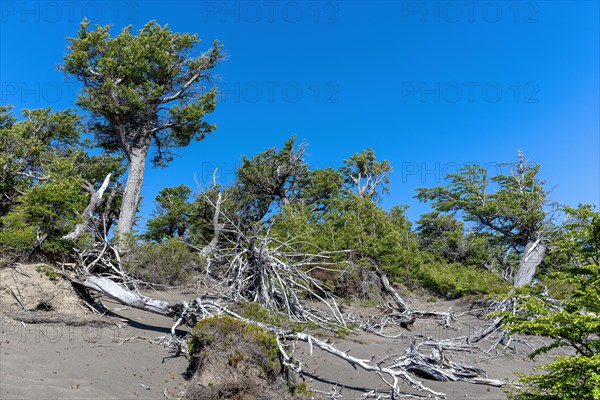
[0, 216, 37, 255]
[502, 268, 600, 400]
[125, 238, 202, 286]
[416, 259, 508, 298]
[235, 301, 307, 332]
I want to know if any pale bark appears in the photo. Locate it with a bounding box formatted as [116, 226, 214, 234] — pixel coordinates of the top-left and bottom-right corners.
[117, 146, 149, 237]
[63, 173, 112, 241]
[369, 259, 409, 313]
[513, 237, 546, 287]
[81, 275, 173, 316]
[396, 340, 506, 387]
[201, 192, 222, 257]
[73, 270, 510, 399]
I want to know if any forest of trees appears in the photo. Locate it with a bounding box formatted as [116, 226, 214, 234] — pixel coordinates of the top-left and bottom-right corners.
[1, 20, 598, 399]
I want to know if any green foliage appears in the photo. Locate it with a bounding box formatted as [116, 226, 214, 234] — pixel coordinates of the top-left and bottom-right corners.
[417, 212, 467, 262]
[339, 148, 391, 200]
[0, 106, 122, 260]
[302, 167, 344, 212]
[125, 238, 201, 285]
[416, 257, 509, 298]
[234, 136, 309, 222]
[416, 152, 551, 282]
[63, 19, 222, 166]
[272, 194, 422, 283]
[145, 185, 193, 242]
[36, 264, 61, 282]
[416, 156, 548, 249]
[551, 204, 599, 268]
[416, 211, 499, 267]
[502, 205, 600, 399]
[0, 106, 82, 217]
[0, 216, 37, 255]
[294, 382, 313, 397]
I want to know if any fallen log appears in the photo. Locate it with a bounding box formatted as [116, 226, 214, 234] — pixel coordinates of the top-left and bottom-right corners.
[81, 275, 174, 316]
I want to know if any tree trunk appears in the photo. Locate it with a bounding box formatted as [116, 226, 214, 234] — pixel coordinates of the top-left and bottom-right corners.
[201, 191, 223, 257]
[117, 146, 149, 238]
[513, 237, 546, 287]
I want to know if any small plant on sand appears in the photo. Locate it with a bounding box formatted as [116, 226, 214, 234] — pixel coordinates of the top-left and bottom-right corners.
[36, 264, 61, 282]
[294, 382, 312, 397]
[236, 301, 306, 332]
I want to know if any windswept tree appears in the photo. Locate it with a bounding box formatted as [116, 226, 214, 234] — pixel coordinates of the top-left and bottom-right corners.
[340, 148, 391, 201]
[234, 136, 309, 221]
[416, 151, 551, 286]
[63, 19, 222, 237]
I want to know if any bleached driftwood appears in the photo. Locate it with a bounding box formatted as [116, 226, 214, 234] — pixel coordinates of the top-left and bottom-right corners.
[396, 339, 506, 387]
[81, 275, 173, 316]
[201, 191, 223, 258]
[75, 273, 511, 399]
[369, 259, 410, 314]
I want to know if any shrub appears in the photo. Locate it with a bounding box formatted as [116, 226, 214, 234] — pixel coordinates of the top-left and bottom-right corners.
[503, 268, 600, 400]
[416, 258, 509, 298]
[0, 214, 37, 256]
[502, 205, 600, 400]
[125, 238, 202, 286]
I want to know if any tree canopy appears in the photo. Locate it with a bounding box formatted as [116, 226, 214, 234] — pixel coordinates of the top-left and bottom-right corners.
[416, 151, 552, 285]
[0, 106, 123, 258]
[63, 19, 222, 236]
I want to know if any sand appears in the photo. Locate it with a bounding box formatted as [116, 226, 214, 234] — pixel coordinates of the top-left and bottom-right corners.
[1, 293, 190, 400]
[0, 284, 555, 400]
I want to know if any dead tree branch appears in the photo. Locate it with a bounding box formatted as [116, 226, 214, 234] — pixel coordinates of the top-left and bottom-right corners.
[63, 173, 112, 242]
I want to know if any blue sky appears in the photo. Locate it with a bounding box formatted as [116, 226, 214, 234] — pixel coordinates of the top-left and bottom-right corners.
[1, 1, 598, 227]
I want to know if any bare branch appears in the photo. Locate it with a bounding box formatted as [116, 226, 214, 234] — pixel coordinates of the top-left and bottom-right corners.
[63, 173, 112, 242]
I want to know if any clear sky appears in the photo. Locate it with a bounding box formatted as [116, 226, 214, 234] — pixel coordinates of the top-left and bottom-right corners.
[1, 1, 598, 227]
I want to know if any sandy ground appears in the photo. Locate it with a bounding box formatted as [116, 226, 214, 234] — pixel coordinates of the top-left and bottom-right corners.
[0, 289, 554, 400]
[1, 290, 192, 400]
